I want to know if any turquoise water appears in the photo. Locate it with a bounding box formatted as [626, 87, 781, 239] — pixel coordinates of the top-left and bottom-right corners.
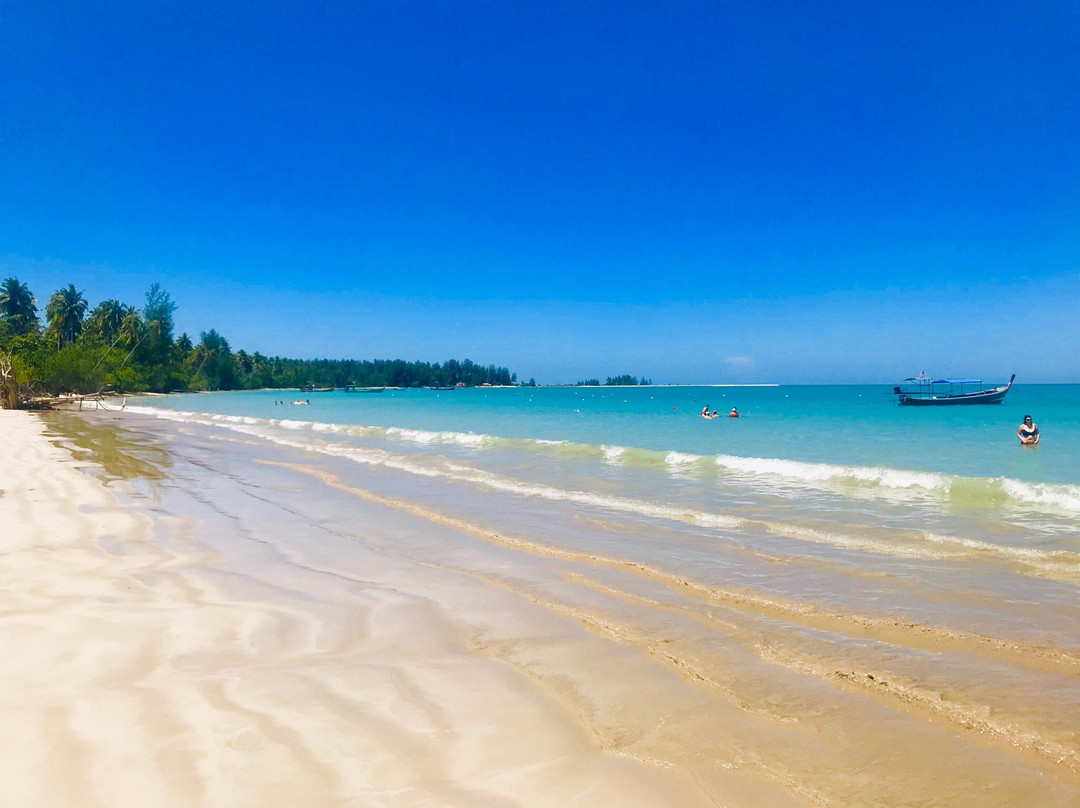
[126, 384, 1080, 571]
[131, 383, 1080, 485]
[125, 381, 1080, 564]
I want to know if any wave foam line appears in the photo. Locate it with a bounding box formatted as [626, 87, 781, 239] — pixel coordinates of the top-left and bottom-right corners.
[127, 405, 1080, 515]
[716, 453, 1080, 515]
[123, 406, 1080, 580]
[121, 409, 1080, 673]
[764, 524, 1080, 583]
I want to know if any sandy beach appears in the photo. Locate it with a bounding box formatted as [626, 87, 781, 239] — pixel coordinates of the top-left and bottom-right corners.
[0, 410, 715, 807]
[2, 406, 1078, 807]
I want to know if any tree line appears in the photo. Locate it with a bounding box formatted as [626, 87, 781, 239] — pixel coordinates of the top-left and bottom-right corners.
[0, 278, 519, 408]
[575, 375, 653, 386]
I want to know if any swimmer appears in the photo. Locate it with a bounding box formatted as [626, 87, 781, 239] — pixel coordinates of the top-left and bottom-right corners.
[1018, 415, 1039, 446]
[729, 407, 739, 418]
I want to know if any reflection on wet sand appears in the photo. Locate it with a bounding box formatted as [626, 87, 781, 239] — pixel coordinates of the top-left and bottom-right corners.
[5, 409, 1079, 808]
[41, 410, 171, 484]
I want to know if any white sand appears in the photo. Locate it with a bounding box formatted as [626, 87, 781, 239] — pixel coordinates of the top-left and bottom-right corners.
[0, 411, 715, 808]
[7, 408, 1077, 807]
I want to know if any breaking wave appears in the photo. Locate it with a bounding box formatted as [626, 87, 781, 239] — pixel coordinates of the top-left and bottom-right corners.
[122, 406, 1080, 517]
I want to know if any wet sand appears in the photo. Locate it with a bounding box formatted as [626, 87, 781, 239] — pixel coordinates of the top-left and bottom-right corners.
[2, 408, 1078, 807]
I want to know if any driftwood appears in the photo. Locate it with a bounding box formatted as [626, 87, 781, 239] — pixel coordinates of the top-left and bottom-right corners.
[0, 353, 19, 409]
[50, 391, 126, 412]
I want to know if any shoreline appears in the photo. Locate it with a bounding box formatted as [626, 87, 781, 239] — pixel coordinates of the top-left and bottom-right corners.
[3, 408, 1078, 807]
[0, 410, 715, 807]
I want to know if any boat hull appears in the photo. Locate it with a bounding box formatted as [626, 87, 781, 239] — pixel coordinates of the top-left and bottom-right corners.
[897, 389, 1009, 406]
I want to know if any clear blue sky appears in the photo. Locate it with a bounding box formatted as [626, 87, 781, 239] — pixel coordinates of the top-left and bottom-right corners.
[2, 1, 1078, 383]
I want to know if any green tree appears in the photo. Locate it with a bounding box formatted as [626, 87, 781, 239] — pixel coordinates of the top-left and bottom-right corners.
[194, 329, 236, 390]
[142, 283, 177, 362]
[118, 310, 145, 351]
[40, 344, 103, 395]
[175, 332, 194, 354]
[84, 299, 131, 344]
[45, 284, 88, 349]
[0, 277, 40, 338]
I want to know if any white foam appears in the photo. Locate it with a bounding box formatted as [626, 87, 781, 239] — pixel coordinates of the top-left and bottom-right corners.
[601, 445, 627, 462]
[714, 454, 946, 492]
[439, 461, 744, 529]
[1001, 478, 1080, 513]
[123, 405, 1080, 518]
[384, 426, 490, 448]
[665, 451, 701, 466]
[765, 523, 1080, 579]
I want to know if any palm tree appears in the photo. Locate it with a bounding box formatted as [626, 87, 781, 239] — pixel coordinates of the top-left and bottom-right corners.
[113, 309, 147, 368]
[194, 329, 234, 389]
[45, 284, 88, 349]
[119, 310, 145, 347]
[0, 277, 40, 335]
[198, 329, 230, 355]
[85, 299, 130, 343]
[85, 300, 136, 379]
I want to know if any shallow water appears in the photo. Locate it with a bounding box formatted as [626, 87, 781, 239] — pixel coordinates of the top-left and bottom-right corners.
[98, 386, 1080, 804]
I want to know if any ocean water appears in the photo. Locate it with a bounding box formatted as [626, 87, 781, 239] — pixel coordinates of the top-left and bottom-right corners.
[129, 383, 1080, 498]
[125, 384, 1080, 627]
[109, 383, 1080, 803]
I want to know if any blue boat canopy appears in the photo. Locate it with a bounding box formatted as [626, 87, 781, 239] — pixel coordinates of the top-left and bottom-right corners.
[932, 378, 982, 385]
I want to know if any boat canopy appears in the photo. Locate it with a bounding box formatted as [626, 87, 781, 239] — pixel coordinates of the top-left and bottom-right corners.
[932, 378, 982, 385]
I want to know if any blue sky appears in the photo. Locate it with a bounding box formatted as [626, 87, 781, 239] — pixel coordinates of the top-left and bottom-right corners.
[2, 1, 1078, 383]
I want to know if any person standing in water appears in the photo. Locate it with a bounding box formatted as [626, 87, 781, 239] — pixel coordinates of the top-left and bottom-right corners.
[1018, 414, 1039, 445]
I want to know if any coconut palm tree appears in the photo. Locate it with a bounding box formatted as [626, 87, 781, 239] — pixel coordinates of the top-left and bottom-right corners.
[194, 329, 235, 389]
[0, 277, 40, 335]
[111, 309, 148, 369]
[45, 284, 88, 349]
[85, 299, 131, 343]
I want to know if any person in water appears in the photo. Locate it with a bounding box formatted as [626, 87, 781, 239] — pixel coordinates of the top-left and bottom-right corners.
[1018, 414, 1039, 445]
[729, 407, 739, 418]
[701, 405, 711, 418]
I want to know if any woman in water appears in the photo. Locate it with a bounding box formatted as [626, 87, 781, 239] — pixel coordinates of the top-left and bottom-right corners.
[1018, 414, 1039, 445]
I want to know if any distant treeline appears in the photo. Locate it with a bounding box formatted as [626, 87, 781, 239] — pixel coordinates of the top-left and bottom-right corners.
[254, 357, 519, 390]
[576, 375, 652, 386]
[0, 277, 523, 407]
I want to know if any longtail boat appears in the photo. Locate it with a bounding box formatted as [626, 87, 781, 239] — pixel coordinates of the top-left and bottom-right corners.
[893, 373, 1015, 406]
